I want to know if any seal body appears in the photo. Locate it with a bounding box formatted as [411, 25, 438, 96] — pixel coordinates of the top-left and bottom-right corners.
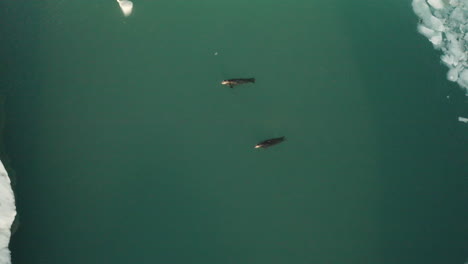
[221, 78, 255, 88]
[255, 136, 286, 148]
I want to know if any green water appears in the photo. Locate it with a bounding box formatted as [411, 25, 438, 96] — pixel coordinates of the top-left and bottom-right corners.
[2, 0, 468, 263]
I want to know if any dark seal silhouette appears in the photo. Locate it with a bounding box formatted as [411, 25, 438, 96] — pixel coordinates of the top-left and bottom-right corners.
[254, 136, 286, 149]
[221, 78, 255, 88]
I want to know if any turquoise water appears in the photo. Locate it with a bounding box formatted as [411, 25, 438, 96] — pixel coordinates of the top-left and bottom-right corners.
[2, 0, 468, 264]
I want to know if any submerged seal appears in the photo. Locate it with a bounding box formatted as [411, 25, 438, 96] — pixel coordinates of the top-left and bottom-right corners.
[254, 136, 286, 149]
[221, 78, 255, 88]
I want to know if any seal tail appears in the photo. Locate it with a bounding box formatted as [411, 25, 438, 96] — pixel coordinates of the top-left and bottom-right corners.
[249, 78, 255, 83]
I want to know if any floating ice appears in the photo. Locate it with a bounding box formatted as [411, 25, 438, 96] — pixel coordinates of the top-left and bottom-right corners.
[0, 160, 15, 264]
[117, 0, 133, 17]
[412, 0, 468, 94]
[459, 116, 468, 123]
[427, 0, 445, 10]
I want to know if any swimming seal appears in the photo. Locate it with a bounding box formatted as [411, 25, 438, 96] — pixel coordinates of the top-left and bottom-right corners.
[254, 136, 286, 149]
[221, 78, 255, 88]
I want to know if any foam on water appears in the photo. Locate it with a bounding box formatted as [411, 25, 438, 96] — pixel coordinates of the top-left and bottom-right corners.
[412, 0, 468, 94]
[0, 160, 15, 264]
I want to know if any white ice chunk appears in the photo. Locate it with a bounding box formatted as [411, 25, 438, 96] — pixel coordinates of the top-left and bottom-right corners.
[458, 69, 468, 89]
[412, 0, 468, 93]
[447, 67, 459, 81]
[117, 0, 133, 17]
[0, 160, 16, 264]
[417, 24, 436, 37]
[430, 34, 443, 46]
[428, 0, 445, 9]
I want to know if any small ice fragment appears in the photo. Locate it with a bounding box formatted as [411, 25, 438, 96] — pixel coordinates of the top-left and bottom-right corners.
[458, 117, 468, 123]
[459, 70, 468, 88]
[427, 0, 444, 9]
[117, 0, 133, 17]
[447, 67, 459, 81]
